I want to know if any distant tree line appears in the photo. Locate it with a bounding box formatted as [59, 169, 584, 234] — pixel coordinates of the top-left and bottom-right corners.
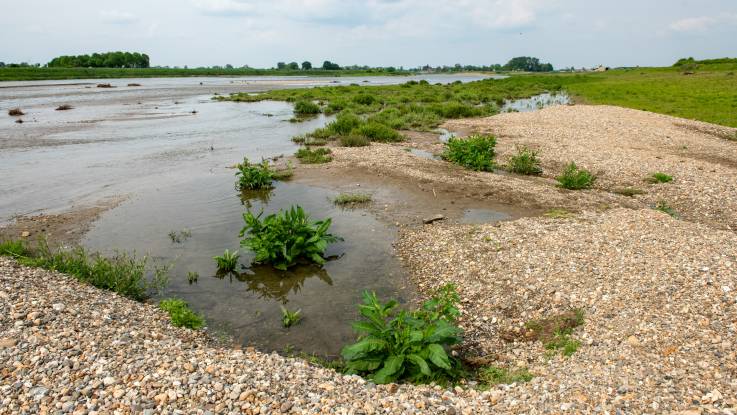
[275, 60, 343, 70]
[0, 62, 41, 68]
[48, 52, 150, 68]
[674, 57, 737, 66]
[502, 56, 554, 72]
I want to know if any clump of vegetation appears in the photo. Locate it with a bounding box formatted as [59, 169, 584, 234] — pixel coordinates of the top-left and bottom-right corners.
[8, 108, 24, 116]
[240, 205, 340, 270]
[543, 209, 574, 219]
[236, 158, 275, 190]
[341, 284, 464, 384]
[187, 271, 199, 284]
[159, 298, 205, 329]
[442, 134, 497, 171]
[545, 332, 581, 357]
[654, 201, 678, 217]
[293, 100, 321, 116]
[353, 122, 403, 142]
[214, 249, 240, 272]
[613, 187, 645, 197]
[295, 147, 332, 164]
[271, 163, 294, 180]
[0, 239, 166, 301]
[647, 172, 673, 184]
[96, 83, 113, 88]
[507, 145, 542, 175]
[280, 306, 302, 328]
[556, 162, 596, 190]
[478, 366, 533, 388]
[339, 134, 370, 147]
[55, 104, 73, 111]
[521, 310, 584, 357]
[168, 229, 192, 243]
[334, 193, 372, 206]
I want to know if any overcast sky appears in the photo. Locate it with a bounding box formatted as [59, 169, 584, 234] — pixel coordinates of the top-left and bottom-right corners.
[2, 0, 736, 69]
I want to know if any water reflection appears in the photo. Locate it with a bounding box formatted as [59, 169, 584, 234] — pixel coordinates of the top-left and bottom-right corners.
[239, 188, 273, 208]
[221, 265, 335, 304]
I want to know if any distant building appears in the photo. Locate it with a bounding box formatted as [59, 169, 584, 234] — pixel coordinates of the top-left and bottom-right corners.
[593, 65, 610, 72]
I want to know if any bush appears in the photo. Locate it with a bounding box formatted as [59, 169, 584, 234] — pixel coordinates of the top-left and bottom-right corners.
[295, 147, 332, 163]
[239, 205, 340, 270]
[353, 94, 377, 105]
[353, 122, 403, 142]
[340, 134, 370, 147]
[159, 298, 205, 329]
[648, 172, 673, 183]
[213, 249, 239, 272]
[293, 100, 321, 115]
[443, 134, 497, 171]
[556, 162, 595, 190]
[327, 112, 363, 135]
[236, 158, 274, 190]
[508, 145, 542, 175]
[341, 284, 464, 384]
[334, 193, 372, 205]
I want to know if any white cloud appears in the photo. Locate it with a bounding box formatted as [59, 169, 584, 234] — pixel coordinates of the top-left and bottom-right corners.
[99, 10, 138, 24]
[669, 13, 737, 32]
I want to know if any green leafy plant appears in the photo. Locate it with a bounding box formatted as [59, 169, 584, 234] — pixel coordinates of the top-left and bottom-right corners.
[280, 306, 302, 328]
[295, 147, 332, 164]
[648, 172, 673, 183]
[334, 193, 372, 206]
[214, 249, 240, 272]
[442, 134, 497, 171]
[340, 134, 370, 147]
[353, 122, 403, 142]
[654, 200, 678, 217]
[159, 298, 205, 329]
[508, 145, 542, 175]
[556, 162, 596, 190]
[236, 158, 275, 190]
[293, 100, 321, 115]
[0, 239, 28, 257]
[341, 284, 464, 384]
[478, 366, 533, 388]
[240, 205, 340, 270]
[187, 271, 199, 284]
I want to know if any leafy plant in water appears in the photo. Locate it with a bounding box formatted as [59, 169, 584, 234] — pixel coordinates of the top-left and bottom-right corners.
[236, 157, 275, 190]
[187, 271, 199, 284]
[214, 249, 240, 272]
[341, 284, 464, 384]
[159, 298, 205, 329]
[334, 193, 372, 206]
[239, 205, 340, 270]
[280, 306, 302, 328]
[293, 100, 321, 116]
[556, 162, 596, 190]
[508, 145, 542, 175]
[443, 134, 497, 171]
[295, 147, 332, 164]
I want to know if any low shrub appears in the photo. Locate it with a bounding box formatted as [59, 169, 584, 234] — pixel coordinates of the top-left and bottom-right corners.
[334, 193, 372, 206]
[240, 205, 340, 270]
[353, 122, 403, 142]
[295, 147, 332, 164]
[556, 162, 596, 190]
[293, 100, 321, 115]
[159, 298, 205, 329]
[443, 134, 497, 171]
[236, 158, 275, 190]
[339, 134, 370, 147]
[214, 249, 239, 272]
[341, 284, 464, 384]
[507, 145, 542, 175]
[353, 94, 378, 105]
[648, 172, 673, 183]
[327, 112, 363, 135]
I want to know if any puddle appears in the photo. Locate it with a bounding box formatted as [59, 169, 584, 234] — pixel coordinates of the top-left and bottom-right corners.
[408, 148, 441, 160]
[460, 208, 512, 224]
[502, 92, 570, 113]
[437, 128, 457, 143]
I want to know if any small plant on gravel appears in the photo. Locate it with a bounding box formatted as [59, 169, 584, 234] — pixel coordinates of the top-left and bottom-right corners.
[334, 193, 372, 206]
[159, 298, 205, 329]
[341, 284, 464, 384]
[521, 310, 584, 357]
[295, 147, 332, 164]
[280, 306, 302, 328]
[654, 200, 678, 217]
[507, 145, 542, 175]
[214, 249, 240, 272]
[240, 205, 340, 270]
[613, 187, 645, 197]
[647, 172, 673, 184]
[442, 134, 497, 172]
[293, 100, 321, 116]
[478, 366, 533, 388]
[339, 134, 370, 147]
[545, 332, 580, 357]
[8, 108, 24, 116]
[236, 158, 275, 190]
[187, 271, 199, 284]
[556, 162, 596, 190]
[543, 208, 574, 219]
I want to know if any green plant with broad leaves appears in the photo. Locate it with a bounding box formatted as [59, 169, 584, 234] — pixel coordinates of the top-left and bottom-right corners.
[159, 298, 205, 329]
[341, 284, 464, 384]
[236, 158, 275, 190]
[508, 145, 543, 175]
[214, 249, 239, 272]
[281, 306, 302, 327]
[240, 205, 340, 270]
[443, 134, 497, 171]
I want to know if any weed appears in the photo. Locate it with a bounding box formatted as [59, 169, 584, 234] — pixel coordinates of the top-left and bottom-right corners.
[556, 162, 596, 190]
[295, 147, 332, 164]
[654, 201, 678, 217]
[293, 100, 321, 115]
[340, 134, 370, 147]
[613, 187, 645, 197]
[508, 145, 542, 175]
[187, 271, 199, 284]
[236, 158, 275, 190]
[327, 112, 363, 136]
[353, 122, 403, 142]
[214, 249, 240, 272]
[240, 205, 340, 270]
[520, 310, 584, 357]
[334, 193, 372, 206]
[478, 366, 533, 388]
[648, 172, 673, 184]
[272, 163, 294, 180]
[443, 134, 497, 171]
[0, 240, 28, 257]
[8, 108, 24, 116]
[341, 284, 464, 384]
[280, 306, 302, 328]
[291, 134, 307, 143]
[55, 104, 73, 111]
[159, 298, 205, 329]
[543, 209, 573, 219]
[168, 229, 192, 243]
[304, 137, 328, 146]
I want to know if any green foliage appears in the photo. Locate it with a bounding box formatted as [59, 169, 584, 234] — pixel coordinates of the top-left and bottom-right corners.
[295, 147, 332, 164]
[159, 298, 205, 329]
[545, 332, 580, 357]
[280, 306, 302, 328]
[48, 51, 150, 68]
[507, 145, 543, 175]
[353, 122, 403, 142]
[443, 134, 497, 171]
[0, 240, 28, 257]
[648, 172, 673, 183]
[341, 284, 464, 384]
[327, 112, 363, 136]
[654, 201, 678, 217]
[543, 208, 574, 219]
[334, 193, 372, 206]
[214, 249, 240, 272]
[556, 162, 596, 190]
[239, 205, 340, 270]
[339, 134, 370, 147]
[187, 271, 199, 284]
[293, 100, 321, 115]
[236, 158, 275, 190]
[478, 366, 533, 388]
[504, 56, 554, 72]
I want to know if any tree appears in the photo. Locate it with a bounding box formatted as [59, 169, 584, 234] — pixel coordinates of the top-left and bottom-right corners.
[503, 56, 554, 72]
[225, 64, 233, 69]
[301, 61, 312, 70]
[287, 61, 299, 70]
[47, 51, 150, 68]
[322, 60, 340, 70]
[277, 62, 286, 70]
